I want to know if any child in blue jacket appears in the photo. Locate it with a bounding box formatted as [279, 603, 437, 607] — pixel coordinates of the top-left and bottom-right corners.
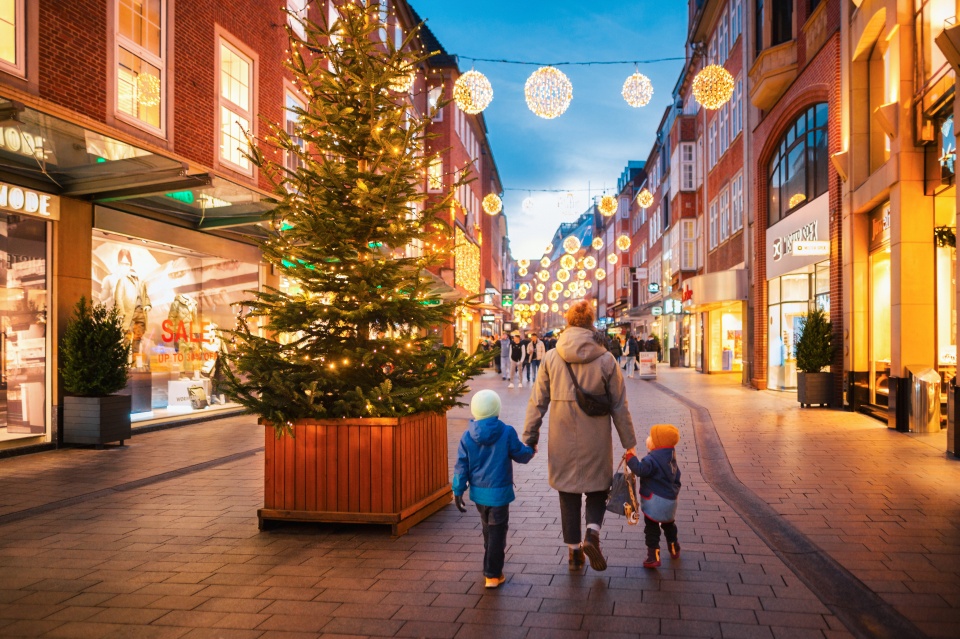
[625, 423, 682, 569]
[453, 389, 535, 588]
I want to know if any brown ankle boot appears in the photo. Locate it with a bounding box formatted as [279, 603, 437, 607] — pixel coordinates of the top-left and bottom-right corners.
[643, 547, 661, 568]
[581, 529, 607, 571]
[568, 547, 584, 571]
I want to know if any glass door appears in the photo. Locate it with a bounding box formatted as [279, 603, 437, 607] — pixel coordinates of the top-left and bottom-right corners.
[869, 248, 891, 406]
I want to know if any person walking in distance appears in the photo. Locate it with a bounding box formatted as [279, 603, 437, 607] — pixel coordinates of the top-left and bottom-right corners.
[520, 333, 532, 384]
[499, 333, 511, 380]
[527, 333, 546, 383]
[522, 300, 637, 571]
[624, 332, 640, 378]
[626, 424, 682, 568]
[507, 334, 526, 389]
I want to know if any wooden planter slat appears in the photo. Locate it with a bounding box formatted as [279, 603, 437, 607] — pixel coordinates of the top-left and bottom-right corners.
[259, 413, 451, 536]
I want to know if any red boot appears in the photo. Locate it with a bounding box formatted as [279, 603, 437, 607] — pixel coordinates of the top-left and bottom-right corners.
[643, 547, 661, 569]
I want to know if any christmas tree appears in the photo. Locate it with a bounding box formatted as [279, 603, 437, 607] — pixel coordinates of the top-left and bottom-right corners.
[221, 2, 487, 433]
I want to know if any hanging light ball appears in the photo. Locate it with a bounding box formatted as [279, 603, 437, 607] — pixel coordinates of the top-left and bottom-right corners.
[596, 267, 607, 281]
[583, 256, 597, 270]
[540, 303, 549, 313]
[519, 283, 530, 294]
[534, 292, 544, 302]
[577, 270, 587, 281]
[621, 71, 654, 108]
[616, 234, 632, 251]
[560, 254, 576, 270]
[545, 242, 554, 254]
[551, 282, 563, 292]
[636, 188, 654, 209]
[551, 303, 559, 313]
[559, 192, 577, 212]
[518, 267, 528, 277]
[563, 290, 571, 298]
[598, 195, 618, 217]
[692, 64, 735, 110]
[548, 291, 559, 302]
[536, 283, 545, 292]
[607, 253, 619, 265]
[517, 259, 530, 269]
[537, 270, 550, 282]
[568, 281, 578, 291]
[540, 256, 551, 268]
[563, 236, 581, 254]
[482, 193, 503, 215]
[136, 73, 161, 107]
[585, 280, 593, 289]
[557, 269, 570, 282]
[524, 66, 573, 119]
[522, 197, 535, 213]
[453, 70, 494, 114]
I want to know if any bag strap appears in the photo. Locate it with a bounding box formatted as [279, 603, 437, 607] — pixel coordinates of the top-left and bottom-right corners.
[559, 354, 586, 396]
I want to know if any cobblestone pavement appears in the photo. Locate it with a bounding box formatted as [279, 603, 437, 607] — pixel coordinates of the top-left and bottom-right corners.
[0, 367, 956, 638]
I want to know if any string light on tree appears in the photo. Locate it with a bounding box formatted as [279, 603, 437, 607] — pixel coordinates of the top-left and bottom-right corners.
[636, 188, 654, 208]
[616, 234, 632, 251]
[388, 64, 415, 92]
[621, 71, 653, 108]
[453, 70, 494, 114]
[524, 66, 573, 119]
[692, 64, 735, 110]
[598, 195, 618, 217]
[482, 193, 502, 215]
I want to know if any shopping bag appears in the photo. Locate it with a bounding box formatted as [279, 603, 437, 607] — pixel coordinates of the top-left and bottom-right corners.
[187, 385, 208, 410]
[605, 462, 640, 525]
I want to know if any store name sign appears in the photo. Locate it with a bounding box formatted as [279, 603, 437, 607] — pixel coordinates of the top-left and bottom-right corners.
[772, 221, 818, 261]
[766, 193, 830, 281]
[792, 241, 829, 256]
[0, 182, 60, 220]
[651, 306, 663, 316]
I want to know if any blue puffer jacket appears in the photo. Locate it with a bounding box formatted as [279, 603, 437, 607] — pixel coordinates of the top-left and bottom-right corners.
[626, 447, 681, 500]
[452, 417, 535, 507]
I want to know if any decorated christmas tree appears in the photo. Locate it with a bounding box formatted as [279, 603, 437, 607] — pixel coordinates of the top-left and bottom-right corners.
[221, 2, 486, 433]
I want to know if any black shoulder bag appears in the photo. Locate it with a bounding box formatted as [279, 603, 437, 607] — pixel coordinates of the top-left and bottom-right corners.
[561, 357, 613, 417]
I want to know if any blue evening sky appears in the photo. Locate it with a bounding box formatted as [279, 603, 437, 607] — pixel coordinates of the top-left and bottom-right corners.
[411, 1, 688, 260]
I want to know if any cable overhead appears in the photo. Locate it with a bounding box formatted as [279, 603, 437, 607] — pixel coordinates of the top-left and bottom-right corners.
[456, 55, 686, 67]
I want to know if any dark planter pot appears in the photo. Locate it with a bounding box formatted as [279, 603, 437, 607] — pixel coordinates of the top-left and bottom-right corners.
[797, 372, 832, 407]
[62, 395, 132, 447]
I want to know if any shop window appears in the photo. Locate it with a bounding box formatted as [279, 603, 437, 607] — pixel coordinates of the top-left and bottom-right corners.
[869, 248, 891, 406]
[287, 0, 308, 39]
[116, 0, 165, 133]
[709, 305, 742, 372]
[0, 213, 49, 443]
[915, 0, 954, 91]
[937, 238, 956, 396]
[0, 0, 24, 77]
[92, 233, 259, 423]
[767, 103, 829, 226]
[218, 39, 253, 174]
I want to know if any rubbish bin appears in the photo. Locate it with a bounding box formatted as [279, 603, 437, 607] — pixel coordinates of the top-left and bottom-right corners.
[907, 366, 941, 433]
[948, 378, 958, 456]
[669, 347, 680, 368]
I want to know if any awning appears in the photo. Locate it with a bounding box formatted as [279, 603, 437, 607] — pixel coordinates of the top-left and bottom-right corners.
[683, 269, 748, 311]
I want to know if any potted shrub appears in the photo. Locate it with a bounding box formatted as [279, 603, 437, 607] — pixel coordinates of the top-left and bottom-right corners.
[795, 306, 833, 407]
[60, 297, 132, 446]
[220, 4, 487, 536]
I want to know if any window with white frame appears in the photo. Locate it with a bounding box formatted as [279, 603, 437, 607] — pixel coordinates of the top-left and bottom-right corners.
[0, 0, 25, 77]
[287, 0, 307, 39]
[731, 172, 743, 232]
[377, 0, 388, 42]
[620, 197, 629, 219]
[732, 75, 743, 138]
[708, 37, 717, 65]
[427, 157, 443, 191]
[708, 120, 717, 167]
[116, 0, 165, 132]
[719, 103, 728, 155]
[680, 219, 697, 271]
[284, 90, 306, 175]
[218, 39, 253, 172]
[730, 0, 742, 45]
[719, 187, 730, 242]
[428, 85, 443, 121]
[718, 9, 728, 62]
[680, 142, 695, 191]
[709, 198, 718, 249]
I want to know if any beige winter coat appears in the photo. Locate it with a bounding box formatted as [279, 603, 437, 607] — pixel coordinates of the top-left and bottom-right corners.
[522, 327, 637, 493]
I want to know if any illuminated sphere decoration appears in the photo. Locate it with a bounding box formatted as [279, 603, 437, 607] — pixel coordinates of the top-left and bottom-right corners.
[585, 280, 593, 289]
[522, 197, 535, 213]
[563, 236, 581, 254]
[534, 292, 544, 302]
[524, 66, 573, 119]
[137, 73, 161, 107]
[453, 70, 494, 114]
[545, 243, 554, 254]
[636, 188, 654, 209]
[557, 268, 570, 282]
[552, 282, 563, 292]
[519, 283, 530, 294]
[560, 254, 576, 270]
[591, 237, 604, 251]
[548, 291, 559, 301]
[596, 267, 607, 281]
[621, 71, 653, 108]
[482, 193, 503, 215]
[692, 64, 735, 110]
[788, 193, 807, 208]
[518, 267, 528, 277]
[536, 283, 545, 292]
[583, 256, 597, 270]
[551, 303, 559, 313]
[607, 253, 619, 265]
[540, 303, 549, 313]
[537, 270, 550, 282]
[540, 256, 551, 268]
[616, 234, 632, 251]
[563, 290, 571, 298]
[577, 270, 587, 280]
[517, 258, 530, 269]
[598, 195, 618, 217]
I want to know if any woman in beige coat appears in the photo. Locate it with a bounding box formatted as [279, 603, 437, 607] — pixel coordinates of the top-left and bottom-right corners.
[522, 301, 637, 572]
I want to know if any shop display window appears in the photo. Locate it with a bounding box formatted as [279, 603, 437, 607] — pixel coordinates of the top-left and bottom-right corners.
[92, 232, 258, 423]
[869, 249, 891, 407]
[0, 214, 48, 443]
[767, 268, 828, 391]
[936, 240, 956, 397]
[708, 304, 742, 372]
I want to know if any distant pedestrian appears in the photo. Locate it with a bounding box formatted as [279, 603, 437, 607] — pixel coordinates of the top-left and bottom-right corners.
[499, 333, 511, 380]
[523, 300, 637, 572]
[527, 333, 545, 383]
[625, 424, 682, 569]
[609, 335, 623, 359]
[453, 390, 535, 589]
[491, 338, 502, 374]
[520, 334, 532, 383]
[624, 333, 640, 378]
[508, 334, 526, 388]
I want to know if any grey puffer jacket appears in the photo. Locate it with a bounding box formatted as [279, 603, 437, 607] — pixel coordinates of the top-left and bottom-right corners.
[522, 326, 637, 493]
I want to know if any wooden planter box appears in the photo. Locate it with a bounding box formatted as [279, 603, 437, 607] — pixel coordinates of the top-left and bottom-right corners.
[258, 412, 451, 537]
[62, 395, 132, 447]
[798, 372, 832, 407]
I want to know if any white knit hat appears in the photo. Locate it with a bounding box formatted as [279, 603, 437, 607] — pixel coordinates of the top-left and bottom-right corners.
[470, 389, 501, 420]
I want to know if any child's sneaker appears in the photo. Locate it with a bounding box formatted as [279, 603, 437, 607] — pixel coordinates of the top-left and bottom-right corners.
[484, 574, 506, 588]
[668, 541, 681, 559]
[643, 547, 661, 568]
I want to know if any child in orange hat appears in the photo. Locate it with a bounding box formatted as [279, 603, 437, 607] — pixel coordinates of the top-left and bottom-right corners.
[625, 424, 682, 568]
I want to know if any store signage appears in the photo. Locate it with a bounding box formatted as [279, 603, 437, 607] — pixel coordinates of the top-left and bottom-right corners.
[502, 292, 514, 307]
[0, 125, 47, 161]
[648, 282, 660, 294]
[869, 202, 891, 251]
[481, 313, 495, 322]
[635, 267, 648, 279]
[792, 241, 829, 256]
[651, 306, 663, 316]
[0, 182, 60, 220]
[772, 220, 818, 261]
[766, 193, 830, 280]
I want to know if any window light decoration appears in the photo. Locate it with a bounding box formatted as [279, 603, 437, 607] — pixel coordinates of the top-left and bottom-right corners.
[598, 195, 618, 216]
[616, 234, 631, 251]
[592, 237, 604, 251]
[621, 71, 653, 108]
[453, 70, 494, 114]
[636, 188, 654, 208]
[562, 235, 581, 254]
[692, 64, 735, 110]
[482, 193, 502, 215]
[524, 66, 573, 119]
[788, 193, 806, 208]
[137, 73, 162, 107]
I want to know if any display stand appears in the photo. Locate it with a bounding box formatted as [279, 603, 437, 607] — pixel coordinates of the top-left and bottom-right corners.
[167, 378, 211, 409]
[638, 352, 657, 380]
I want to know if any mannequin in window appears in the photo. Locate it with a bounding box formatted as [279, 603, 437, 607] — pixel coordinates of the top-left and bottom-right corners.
[168, 293, 199, 378]
[108, 249, 151, 369]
